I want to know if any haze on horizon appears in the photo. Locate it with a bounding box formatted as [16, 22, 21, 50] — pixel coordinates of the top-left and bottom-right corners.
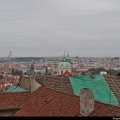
[0, 0, 120, 57]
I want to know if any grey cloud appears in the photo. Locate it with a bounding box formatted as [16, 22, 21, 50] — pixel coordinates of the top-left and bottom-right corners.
[0, 0, 120, 57]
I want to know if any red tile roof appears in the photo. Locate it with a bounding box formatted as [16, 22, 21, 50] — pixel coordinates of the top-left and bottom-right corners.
[104, 74, 120, 104]
[89, 101, 120, 116]
[0, 92, 30, 111]
[14, 86, 120, 117]
[36, 76, 73, 95]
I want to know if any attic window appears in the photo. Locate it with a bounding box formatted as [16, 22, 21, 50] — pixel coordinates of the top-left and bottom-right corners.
[44, 96, 55, 103]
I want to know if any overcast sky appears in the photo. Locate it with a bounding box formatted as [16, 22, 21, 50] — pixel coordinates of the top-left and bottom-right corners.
[0, 0, 120, 57]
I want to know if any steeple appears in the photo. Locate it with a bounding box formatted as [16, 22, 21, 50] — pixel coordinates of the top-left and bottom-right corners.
[66, 52, 71, 63]
[59, 52, 72, 75]
[60, 52, 71, 63]
[63, 51, 66, 62]
[60, 52, 66, 62]
[67, 52, 69, 57]
[63, 51, 66, 57]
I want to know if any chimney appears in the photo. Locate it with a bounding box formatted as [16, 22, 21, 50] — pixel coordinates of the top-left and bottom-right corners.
[30, 78, 41, 93]
[80, 88, 94, 116]
[19, 76, 41, 93]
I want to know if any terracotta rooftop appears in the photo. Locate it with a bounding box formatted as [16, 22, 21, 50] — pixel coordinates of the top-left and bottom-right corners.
[14, 86, 120, 117]
[36, 76, 73, 95]
[0, 92, 30, 111]
[104, 74, 120, 105]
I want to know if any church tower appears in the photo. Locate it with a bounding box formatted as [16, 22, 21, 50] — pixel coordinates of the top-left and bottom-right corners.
[58, 52, 72, 75]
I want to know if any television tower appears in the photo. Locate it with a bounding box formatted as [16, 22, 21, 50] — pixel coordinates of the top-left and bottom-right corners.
[9, 50, 12, 59]
[8, 50, 12, 64]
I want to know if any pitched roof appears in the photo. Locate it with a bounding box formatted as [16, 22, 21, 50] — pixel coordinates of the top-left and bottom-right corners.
[5, 85, 29, 92]
[14, 86, 120, 117]
[36, 76, 73, 95]
[104, 74, 120, 104]
[69, 74, 119, 106]
[89, 101, 120, 116]
[0, 92, 30, 111]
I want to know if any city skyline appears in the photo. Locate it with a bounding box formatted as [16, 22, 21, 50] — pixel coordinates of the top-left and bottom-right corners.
[0, 0, 120, 57]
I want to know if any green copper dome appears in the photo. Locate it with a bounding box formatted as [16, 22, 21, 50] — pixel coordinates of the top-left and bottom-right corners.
[59, 52, 72, 68]
[59, 62, 71, 68]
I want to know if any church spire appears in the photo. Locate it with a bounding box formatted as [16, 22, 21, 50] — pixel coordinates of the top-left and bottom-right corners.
[67, 52, 69, 57]
[60, 51, 71, 63]
[61, 51, 66, 62]
[64, 51, 66, 57]
[66, 52, 71, 63]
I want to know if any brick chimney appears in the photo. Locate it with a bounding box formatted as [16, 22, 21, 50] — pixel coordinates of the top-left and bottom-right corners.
[80, 88, 94, 116]
[30, 78, 41, 93]
[19, 76, 41, 93]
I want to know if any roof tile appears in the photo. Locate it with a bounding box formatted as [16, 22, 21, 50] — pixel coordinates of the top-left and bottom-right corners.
[14, 86, 120, 116]
[0, 92, 30, 110]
